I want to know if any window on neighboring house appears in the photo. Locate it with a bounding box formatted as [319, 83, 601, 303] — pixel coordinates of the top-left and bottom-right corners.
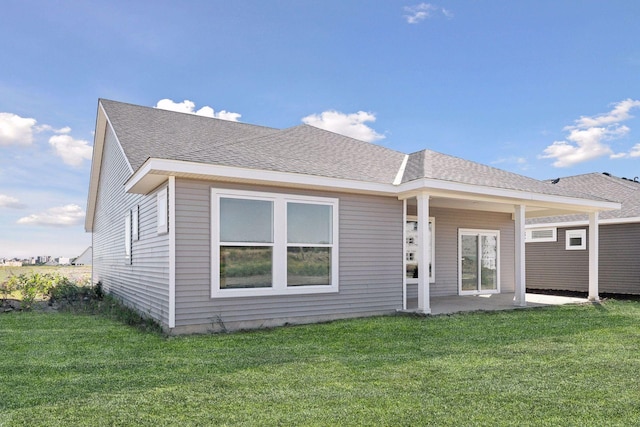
[565, 229, 586, 250]
[125, 210, 131, 263]
[212, 189, 339, 297]
[525, 227, 557, 243]
[157, 188, 168, 235]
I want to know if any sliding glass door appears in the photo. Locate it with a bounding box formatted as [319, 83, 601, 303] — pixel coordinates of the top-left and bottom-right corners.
[459, 229, 499, 295]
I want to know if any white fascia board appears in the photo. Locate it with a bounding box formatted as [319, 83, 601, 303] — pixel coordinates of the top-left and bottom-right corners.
[125, 158, 399, 195]
[526, 216, 640, 229]
[397, 178, 620, 212]
[85, 104, 107, 232]
[85, 101, 136, 231]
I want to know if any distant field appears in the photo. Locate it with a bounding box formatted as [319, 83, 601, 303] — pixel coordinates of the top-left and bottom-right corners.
[0, 265, 91, 283]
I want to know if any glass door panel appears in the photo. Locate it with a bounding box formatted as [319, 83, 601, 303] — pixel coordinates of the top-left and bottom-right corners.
[480, 235, 498, 291]
[461, 234, 479, 291]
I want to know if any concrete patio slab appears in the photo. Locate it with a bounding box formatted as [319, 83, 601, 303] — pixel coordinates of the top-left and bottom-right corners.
[405, 292, 590, 315]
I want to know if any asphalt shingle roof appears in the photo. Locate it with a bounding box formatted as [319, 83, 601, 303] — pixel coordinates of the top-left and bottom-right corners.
[403, 149, 607, 200]
[99, 99, 616, 203]
[101, 99, 405, 184]
[527, 173, 640, 223]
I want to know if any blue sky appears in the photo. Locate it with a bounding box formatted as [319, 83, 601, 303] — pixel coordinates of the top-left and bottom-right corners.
[1, 0, 639, 258]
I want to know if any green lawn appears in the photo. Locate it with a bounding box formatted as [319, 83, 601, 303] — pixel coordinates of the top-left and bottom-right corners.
[1, 301, 640, 426]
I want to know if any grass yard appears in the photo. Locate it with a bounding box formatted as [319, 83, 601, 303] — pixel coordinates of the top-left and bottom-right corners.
[1, 301, 640, 426]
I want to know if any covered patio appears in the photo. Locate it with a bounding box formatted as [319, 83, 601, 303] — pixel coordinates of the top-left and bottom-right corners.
[404, 292, 590, 315]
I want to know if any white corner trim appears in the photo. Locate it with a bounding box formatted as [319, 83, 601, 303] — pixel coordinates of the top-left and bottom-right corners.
[393, 155, 409, 186]
[168, 176, 176, 329]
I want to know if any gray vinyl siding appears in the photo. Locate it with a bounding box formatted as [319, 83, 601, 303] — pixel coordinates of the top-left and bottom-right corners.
[92, 126, 170, 324]
[406, 207, 516, 299]
[526, 223, 640, 294]
[173, 179, 403, 330]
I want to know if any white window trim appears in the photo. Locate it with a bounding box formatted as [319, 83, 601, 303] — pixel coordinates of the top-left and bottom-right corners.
[157, 187, 168, 235]
[405, 215, 435, 284]
[565, 229, 586, 250]
[458, 228, 500, 295]
[525, 227, 556, 243]
[211, 188, 339, 298]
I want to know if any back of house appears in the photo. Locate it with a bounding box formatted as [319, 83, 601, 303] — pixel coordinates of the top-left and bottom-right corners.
[86, 99, 619, 333]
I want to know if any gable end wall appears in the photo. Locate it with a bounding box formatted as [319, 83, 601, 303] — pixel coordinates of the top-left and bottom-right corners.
[92, 126, 170, 324]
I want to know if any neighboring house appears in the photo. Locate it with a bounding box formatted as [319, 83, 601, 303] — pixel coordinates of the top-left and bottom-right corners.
[85, 99, 618, 334]
[526, 173, 640, 295]
[73, 246, 92, 265]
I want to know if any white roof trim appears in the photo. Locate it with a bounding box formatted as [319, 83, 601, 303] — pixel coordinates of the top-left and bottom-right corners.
[85, 101, 135, 232]
[527, 216, 640, 229]
[393, 155, 409, 186]
[125, 158, 398, 196]
[396, 177, 620, 212]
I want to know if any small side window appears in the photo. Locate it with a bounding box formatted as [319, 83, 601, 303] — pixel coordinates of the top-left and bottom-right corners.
[157, 188, 168, 235]
[565, 229, 586, 250]
[525, 227, 557, 243]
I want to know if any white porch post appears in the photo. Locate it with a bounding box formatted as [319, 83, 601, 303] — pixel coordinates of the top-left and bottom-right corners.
[417, 193, 431, 314]
[588, 211, 599, 301]
[514, 204, 526, 307]
[402, 199, 407, 311]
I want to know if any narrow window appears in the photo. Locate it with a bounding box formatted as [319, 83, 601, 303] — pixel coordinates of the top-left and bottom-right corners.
[125, 210, 131, 263]
[157, 188, 168, 235]
[132, 205, 139, 241]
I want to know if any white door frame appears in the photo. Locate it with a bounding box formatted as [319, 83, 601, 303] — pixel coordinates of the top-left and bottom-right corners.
[458, 228, 500, 295]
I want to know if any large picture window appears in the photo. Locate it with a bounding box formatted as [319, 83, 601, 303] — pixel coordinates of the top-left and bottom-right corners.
[212, 189, 339, 297]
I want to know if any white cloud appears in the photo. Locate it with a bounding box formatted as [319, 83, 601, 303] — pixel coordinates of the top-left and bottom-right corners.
[17, 204, 85, 227]
[0, 112, 37, 146]
[49, 134, 93, 166]
[404, 3, 451, 24]
[629, 143, 640, 158]
[36, 124, 72, 134]
[570, 99, 640, 129]
[301, 110, 385, 142]
[155, 99, 241, 121]
[0, 194, 26, 209]
[540, 99, 640, 167]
